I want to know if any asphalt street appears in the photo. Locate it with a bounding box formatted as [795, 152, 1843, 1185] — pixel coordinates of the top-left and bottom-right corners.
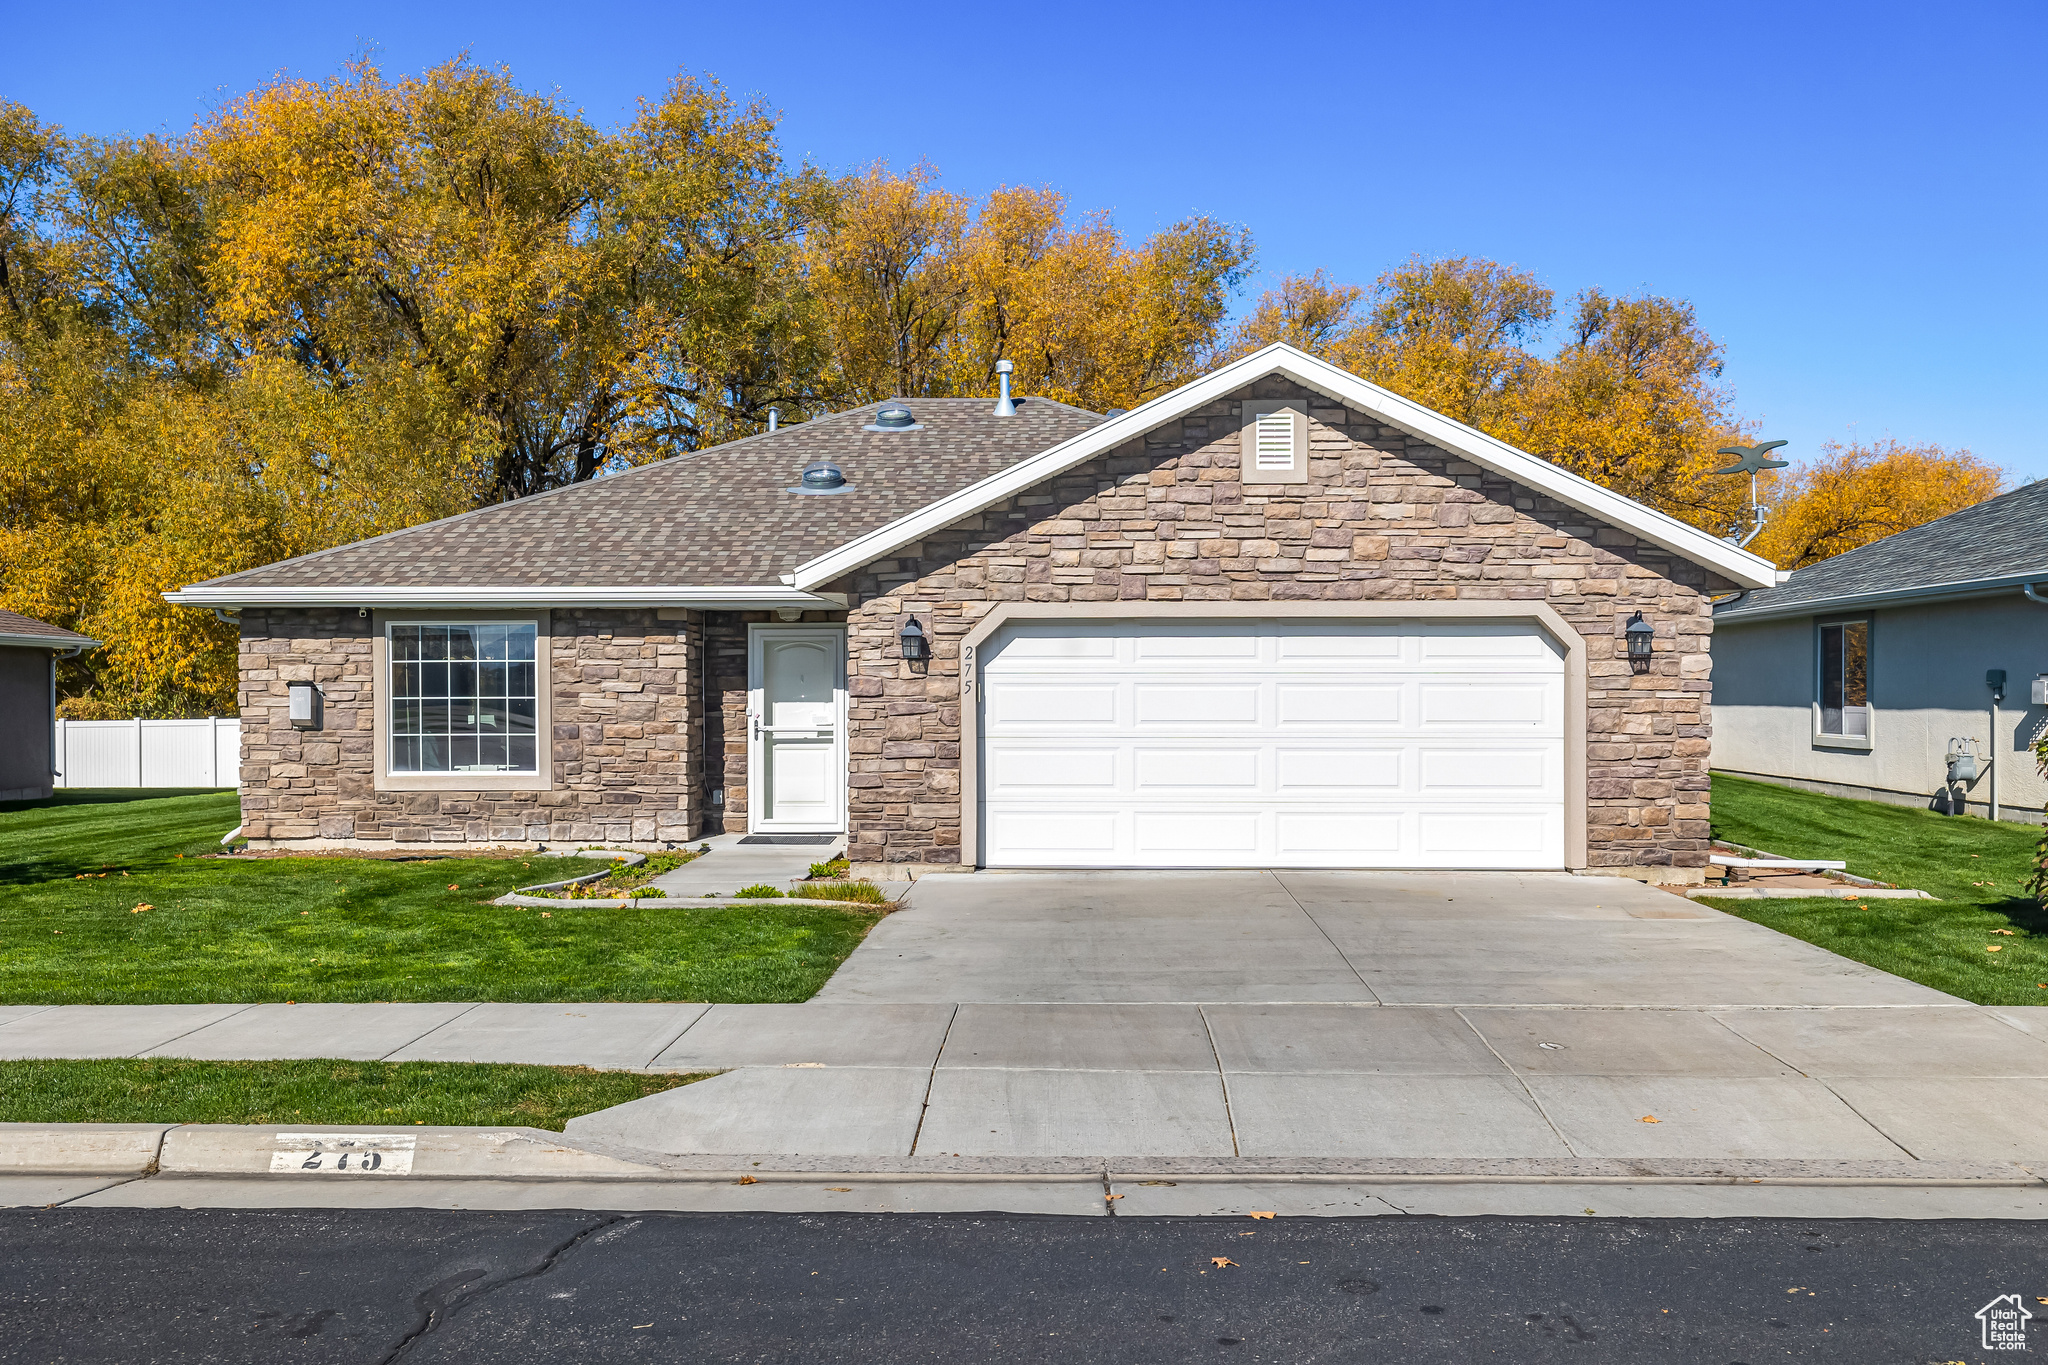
[2, 1208, 2042, 1362]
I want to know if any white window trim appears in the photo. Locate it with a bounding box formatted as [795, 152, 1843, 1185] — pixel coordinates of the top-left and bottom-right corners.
[372, 610, 554, 792]
[1811, 614, 1875, 752]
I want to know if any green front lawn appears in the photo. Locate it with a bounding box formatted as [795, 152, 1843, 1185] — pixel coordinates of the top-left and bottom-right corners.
[0, 790, 882, 1005]
[0, 1058, 702, 1130]
[1706, 772, 2047, 1005]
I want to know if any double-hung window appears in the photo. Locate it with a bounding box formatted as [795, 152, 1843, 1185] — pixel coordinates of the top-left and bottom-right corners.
[388, 623, 540, 774]
[1816, 619, 1871, 742]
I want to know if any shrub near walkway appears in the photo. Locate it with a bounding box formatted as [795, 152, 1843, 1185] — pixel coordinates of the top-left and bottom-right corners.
[1705, 773, 2047, 1005]
[0, 791, 882, 1005]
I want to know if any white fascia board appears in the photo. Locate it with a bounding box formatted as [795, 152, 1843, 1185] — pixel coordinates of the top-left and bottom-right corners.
[1716, 571, 2048, 625]
[789, 342, 1780, 592]
[0, 633, 97, 651]
[162, 586, 849, 611]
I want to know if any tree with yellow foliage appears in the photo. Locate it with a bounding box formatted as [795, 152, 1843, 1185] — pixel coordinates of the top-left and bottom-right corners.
[1748, 439, 2006, 569]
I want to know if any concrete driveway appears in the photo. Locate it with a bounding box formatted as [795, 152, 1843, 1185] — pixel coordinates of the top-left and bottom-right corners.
[815, 871, 1957, 1006]
[566, 871, 2048, 1170]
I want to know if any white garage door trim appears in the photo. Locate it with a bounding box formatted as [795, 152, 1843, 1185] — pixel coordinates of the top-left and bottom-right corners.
[960, 602, 1588, 870]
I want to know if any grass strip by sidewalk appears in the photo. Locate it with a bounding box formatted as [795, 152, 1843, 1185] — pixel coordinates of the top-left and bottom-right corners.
[0, 1058, 706, 1131]
[1704, 772, 2046, 1005]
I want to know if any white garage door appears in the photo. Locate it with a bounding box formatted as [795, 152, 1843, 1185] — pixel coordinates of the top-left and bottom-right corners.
[977, 619, 1566, 869]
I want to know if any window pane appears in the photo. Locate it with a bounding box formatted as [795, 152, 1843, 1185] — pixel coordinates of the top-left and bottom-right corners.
[392, 662, 420, 698]
[449, 735, 480, 770]
[420, 661, 449, 697]
[509, 735, 537, 771]
[508, 662, 535, 699]
[475, 624, 508, 662]
[418, 735, 449, 772]
[480, 662, 508, 697]
[421, 626, 448, 660]
[476, 735, 508, 770]
[391, 700, 422, 734]
[449, 661, 478, 700]
[1843, 621, 1868, 708]
[446, 628, 479, 661]
[392, 627, 422, 662]
[508, 625, 536, 662]
[391, 736, 421, 773]
[1819, 624, 1844, 733]
[504, 697, 536, 734]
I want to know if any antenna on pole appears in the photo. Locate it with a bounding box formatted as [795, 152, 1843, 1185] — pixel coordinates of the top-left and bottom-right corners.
[1710, 440, 1790, 548]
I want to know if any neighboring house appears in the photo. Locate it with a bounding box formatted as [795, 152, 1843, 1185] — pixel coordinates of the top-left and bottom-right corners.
[1714, 478, 2048, 822]
[167, 344, 1777, 882]
[0, 608, 99, 802]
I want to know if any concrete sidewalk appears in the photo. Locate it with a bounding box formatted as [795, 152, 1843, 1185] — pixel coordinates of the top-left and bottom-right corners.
[645, 832, 846, 898]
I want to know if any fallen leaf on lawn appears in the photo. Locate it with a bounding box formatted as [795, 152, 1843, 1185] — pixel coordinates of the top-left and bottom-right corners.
[1106, 1193, 1124, 1202]
[1211, 1257, 1237, 1268]
[1988, 945, 2004, 952]
[735, 1176, 758, 1185]
[541, 912, 552, 918]
[447, 883, 460, 891]
[1992, 929, 2016, 935]
[631, 1323, 653, 1329]
[132, 904, 152, 913]
[1639, 1115, 1661, 1124]
[1248, 1211, 1275, 1220]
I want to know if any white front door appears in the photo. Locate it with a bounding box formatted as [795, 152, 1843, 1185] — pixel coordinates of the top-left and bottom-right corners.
[977, 618, 1566, 869]
[747, 626, 847, 833]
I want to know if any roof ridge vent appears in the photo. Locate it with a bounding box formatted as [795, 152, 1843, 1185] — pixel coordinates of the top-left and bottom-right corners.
[992, 360, 1016, 417]
[864, 401, 923, 432]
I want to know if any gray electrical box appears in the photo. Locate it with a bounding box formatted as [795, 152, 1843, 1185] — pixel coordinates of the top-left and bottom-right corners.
[2034, 675, 2048, 706]
[287, 681, 321, 730]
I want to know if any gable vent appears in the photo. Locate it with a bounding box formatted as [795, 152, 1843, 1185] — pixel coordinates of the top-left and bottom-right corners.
[1253, 409, 1297, 470]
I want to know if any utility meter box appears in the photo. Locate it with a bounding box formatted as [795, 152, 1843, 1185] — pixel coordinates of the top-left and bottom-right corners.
[287, 681, 321, 730]
[2034, 674, 2048, 706]
[1948, 751, 1981, 783]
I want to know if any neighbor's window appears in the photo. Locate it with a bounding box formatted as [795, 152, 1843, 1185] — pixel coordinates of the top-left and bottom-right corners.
[389, 623, 539, 774]
[1818, 620, 1870, 739]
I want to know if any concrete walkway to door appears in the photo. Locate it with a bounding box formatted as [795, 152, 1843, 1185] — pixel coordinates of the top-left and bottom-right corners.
[566, 870, 2048, 1173]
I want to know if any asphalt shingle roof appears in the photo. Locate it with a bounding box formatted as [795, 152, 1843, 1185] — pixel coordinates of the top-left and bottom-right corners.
[1721, 477, 2048, 619]
[189, 397, 1104, 591]
[0, 608, 96, 646]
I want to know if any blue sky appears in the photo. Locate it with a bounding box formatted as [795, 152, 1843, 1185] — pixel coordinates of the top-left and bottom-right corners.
[13, 0, 2045, 477]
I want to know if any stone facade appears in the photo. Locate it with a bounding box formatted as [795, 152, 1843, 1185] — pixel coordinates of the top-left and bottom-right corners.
[236, 607, 706, 847]
[833, 378, 1732, 882]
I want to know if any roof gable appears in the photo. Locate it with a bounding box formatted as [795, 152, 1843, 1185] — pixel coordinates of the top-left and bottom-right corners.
[788, 344, 1780, 592]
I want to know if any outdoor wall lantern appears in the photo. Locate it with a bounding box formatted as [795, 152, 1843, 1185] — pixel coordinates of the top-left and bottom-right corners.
[899, 617, 931, 669]
[1624, 612, 1654, 674]
[287, 680, 322, 730]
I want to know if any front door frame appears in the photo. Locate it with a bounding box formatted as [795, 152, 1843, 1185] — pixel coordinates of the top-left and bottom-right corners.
[745, 623, 849, 834]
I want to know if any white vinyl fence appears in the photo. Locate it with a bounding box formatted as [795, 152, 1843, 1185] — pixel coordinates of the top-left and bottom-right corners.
[53, 717, 238, 789]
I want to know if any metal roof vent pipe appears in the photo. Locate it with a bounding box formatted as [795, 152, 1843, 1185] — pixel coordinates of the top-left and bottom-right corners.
[992, 359, 1017, 417]
[766, 406, 781, 433]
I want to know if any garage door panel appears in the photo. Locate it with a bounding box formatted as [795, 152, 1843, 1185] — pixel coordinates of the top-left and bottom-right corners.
[989, 747, 1118, 790]
[1418, 681, 1554, 727]
[985, 808, 1123, 854]
[979, 620, 1565, 869]
[1278, 811, 1407, 855]
[1419, 747, 1554, 794]
[1135, 748, 1259, 790]
[1275, 748, 1404, 792]
[1134, 685, 1259, 725]
[1134, 810, 1262, 855]
[989, 684, 1119, 726]
[1276, 684, 1404, 726]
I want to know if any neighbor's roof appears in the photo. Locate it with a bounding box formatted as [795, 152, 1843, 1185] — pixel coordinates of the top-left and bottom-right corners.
[1717, 477, 2048, 624]
[0, 608, 97, 650]
[168, 398, 1104, 607]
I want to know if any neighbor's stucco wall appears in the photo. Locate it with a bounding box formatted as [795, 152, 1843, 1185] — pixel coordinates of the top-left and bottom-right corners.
[0, 646, 53, 801]
[833, 376, 1735, 882]
[236, 607, 707, 847]
[1715, 594, 2048, 821]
